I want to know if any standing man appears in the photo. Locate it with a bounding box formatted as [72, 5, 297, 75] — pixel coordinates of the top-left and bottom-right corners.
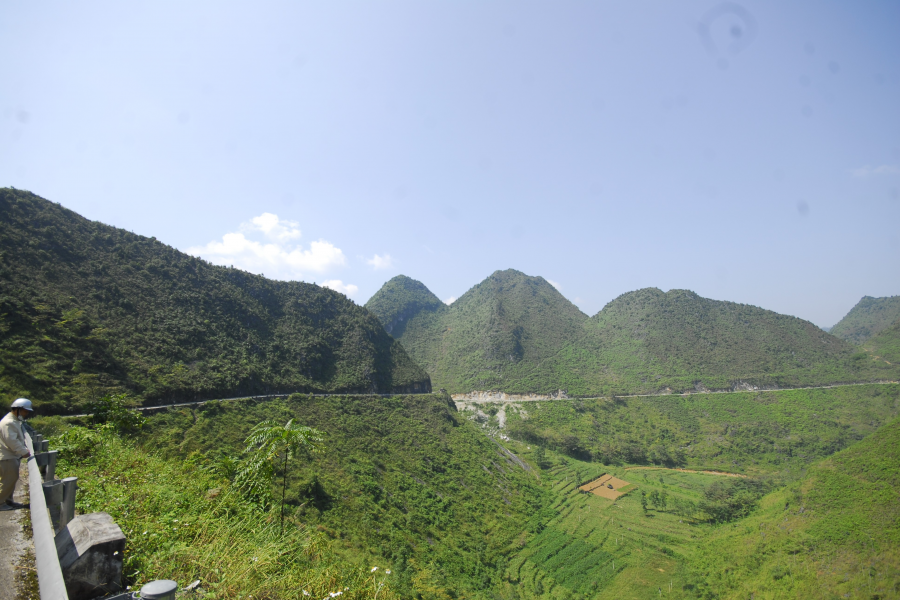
[0, 398, 34, 511]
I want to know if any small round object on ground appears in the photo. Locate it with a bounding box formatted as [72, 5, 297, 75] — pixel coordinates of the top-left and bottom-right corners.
[140, 580, 178, 600]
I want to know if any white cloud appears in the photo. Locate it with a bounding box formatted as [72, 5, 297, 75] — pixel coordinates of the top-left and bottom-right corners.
[851, 165, 900, 178]
[547, 279, 563, 291]
[322, 280, 359, 296]
[187, 213, 346, 280]
[243, 212, 302, 241]
[444, 296, 457, 305]
[366, 253, 394, 270]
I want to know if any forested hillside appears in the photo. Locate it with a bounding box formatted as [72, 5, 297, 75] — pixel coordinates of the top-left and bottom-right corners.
[40, 384, 900, 599]
[865, 316, 900, 365]
[689, 415, 900, 598]
[558, 287, 877, 395]
[0, 188, 430, 412]
[830, 295, 900, 345]
[366, 270, 587, 392]
[43, 394, 547, 599]
[367, 272, 891, 396]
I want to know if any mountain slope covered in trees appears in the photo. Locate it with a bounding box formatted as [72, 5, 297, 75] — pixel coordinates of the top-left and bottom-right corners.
[830, 295, 900, 345]
[557, 287, 874, 394]
[367, 273, 891, 395]
[864, 316, 900, 365]
[366, 270, 588, 393]
[0, 188, 430, 412]
[689, 415, 900, 598]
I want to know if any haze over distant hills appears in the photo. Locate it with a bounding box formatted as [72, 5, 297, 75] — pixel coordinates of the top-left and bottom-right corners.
[830, 295, 900, 345]
[0, 189, 430, 412]
[367, 270, 894, 395]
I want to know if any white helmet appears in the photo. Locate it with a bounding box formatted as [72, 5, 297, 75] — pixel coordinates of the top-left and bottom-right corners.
[10, 398, 34, 412]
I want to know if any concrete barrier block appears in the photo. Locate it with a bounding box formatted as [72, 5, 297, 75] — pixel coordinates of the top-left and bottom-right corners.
[55, 512, 125, 600]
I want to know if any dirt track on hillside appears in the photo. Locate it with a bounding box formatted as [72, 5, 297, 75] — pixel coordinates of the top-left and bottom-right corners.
[623, 466, 747, 478]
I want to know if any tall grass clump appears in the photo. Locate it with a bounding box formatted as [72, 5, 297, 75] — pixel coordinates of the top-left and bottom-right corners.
[52, 426, 400, 599]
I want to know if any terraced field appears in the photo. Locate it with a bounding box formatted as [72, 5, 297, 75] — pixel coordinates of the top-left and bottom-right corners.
[507, 455, 733, 599]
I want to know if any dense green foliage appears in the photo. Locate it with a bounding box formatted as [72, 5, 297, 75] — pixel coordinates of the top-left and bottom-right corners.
[133, 394, 547, 598]
[830, 294, 900, 345]
[0, 188, 430, 412]
[30, 384, 900, 599]
[363, 275, 446, 338]
[500, 384, 900, 473]
[367, 272, 893, 395]
[688, 416, 900, 598]
[366, 270, 587, 393]
[865, 316, 900, 365]
[45, 424, 405, 599]
[504, 458, 749, 599]
[558, 288, 884, 395]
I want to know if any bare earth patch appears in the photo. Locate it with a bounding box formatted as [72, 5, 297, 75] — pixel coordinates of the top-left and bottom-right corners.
[579, 474, 632, 499]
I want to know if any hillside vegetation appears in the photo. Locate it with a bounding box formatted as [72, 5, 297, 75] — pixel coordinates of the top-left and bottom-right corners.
[479, 384, 900, 474]
[688, 415, 900, 598]
[367, 271, 587, 394]
[35, 384, 900, 599]
[367, 272, 891, 396]
[864, 316, 900, 366]
[558, 287, 880, 395]
[41, 393, 547, 599]
[0, 189, 430, 412]
[830, 295, 900, 345]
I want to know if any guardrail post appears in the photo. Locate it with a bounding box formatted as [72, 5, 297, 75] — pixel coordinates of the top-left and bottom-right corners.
[43, 479, 64, 531]
[34, 450, 58, 481]
[44, 450, 58, 482]
[41, 439, 50, 452]
[59, 477, 78, 530]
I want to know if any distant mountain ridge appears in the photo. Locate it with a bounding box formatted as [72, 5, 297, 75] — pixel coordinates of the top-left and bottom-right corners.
[0, 188, 430, 412]
[367, 271, 892, 395]
[367, 270, 588, 393]
[830, 295, 900, 345]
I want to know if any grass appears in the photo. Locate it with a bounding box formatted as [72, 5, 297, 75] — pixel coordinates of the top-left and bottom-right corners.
[499, 451, 737, 599]
[686, 416, 900, 598]
[49, 426, 404, 599]
[61, 393, 548, 598]
[501, 384, 900, 472]
[28, 386, 900, 599]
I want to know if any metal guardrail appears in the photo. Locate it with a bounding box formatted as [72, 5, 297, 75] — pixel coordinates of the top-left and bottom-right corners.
[25, 432, 69, 600]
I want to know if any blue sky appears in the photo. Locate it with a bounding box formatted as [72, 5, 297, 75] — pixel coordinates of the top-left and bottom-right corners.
[2, 1, 898, 327]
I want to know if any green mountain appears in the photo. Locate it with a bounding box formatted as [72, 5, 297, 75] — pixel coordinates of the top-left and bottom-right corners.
[689, 415, 900, 598]
[367, 274, 888, 395]
[563, 287, 872, 394]
[0, 188, 430, 412]
[865, 316, 900, 366]
[830, 295, 900, 345]
[366, 270, 587, 393]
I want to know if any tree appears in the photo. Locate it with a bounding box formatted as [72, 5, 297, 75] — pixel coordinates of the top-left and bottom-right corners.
[87, 393, 145, 433]
[640, 490, 648, 513]
[242, 418, 325, 534]
[533, 445, 547, 470]
[649, 489, 660, 509]
[659, 490, 668, 512]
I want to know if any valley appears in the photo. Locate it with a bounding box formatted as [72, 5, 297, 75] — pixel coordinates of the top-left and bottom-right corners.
[3, 188, 900, 599]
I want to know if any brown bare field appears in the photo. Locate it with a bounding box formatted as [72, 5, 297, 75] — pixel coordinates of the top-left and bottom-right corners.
[579, 474, 632, 499]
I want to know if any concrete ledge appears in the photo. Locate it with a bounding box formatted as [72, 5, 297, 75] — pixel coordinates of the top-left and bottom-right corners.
[55, 512, 125, 600]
